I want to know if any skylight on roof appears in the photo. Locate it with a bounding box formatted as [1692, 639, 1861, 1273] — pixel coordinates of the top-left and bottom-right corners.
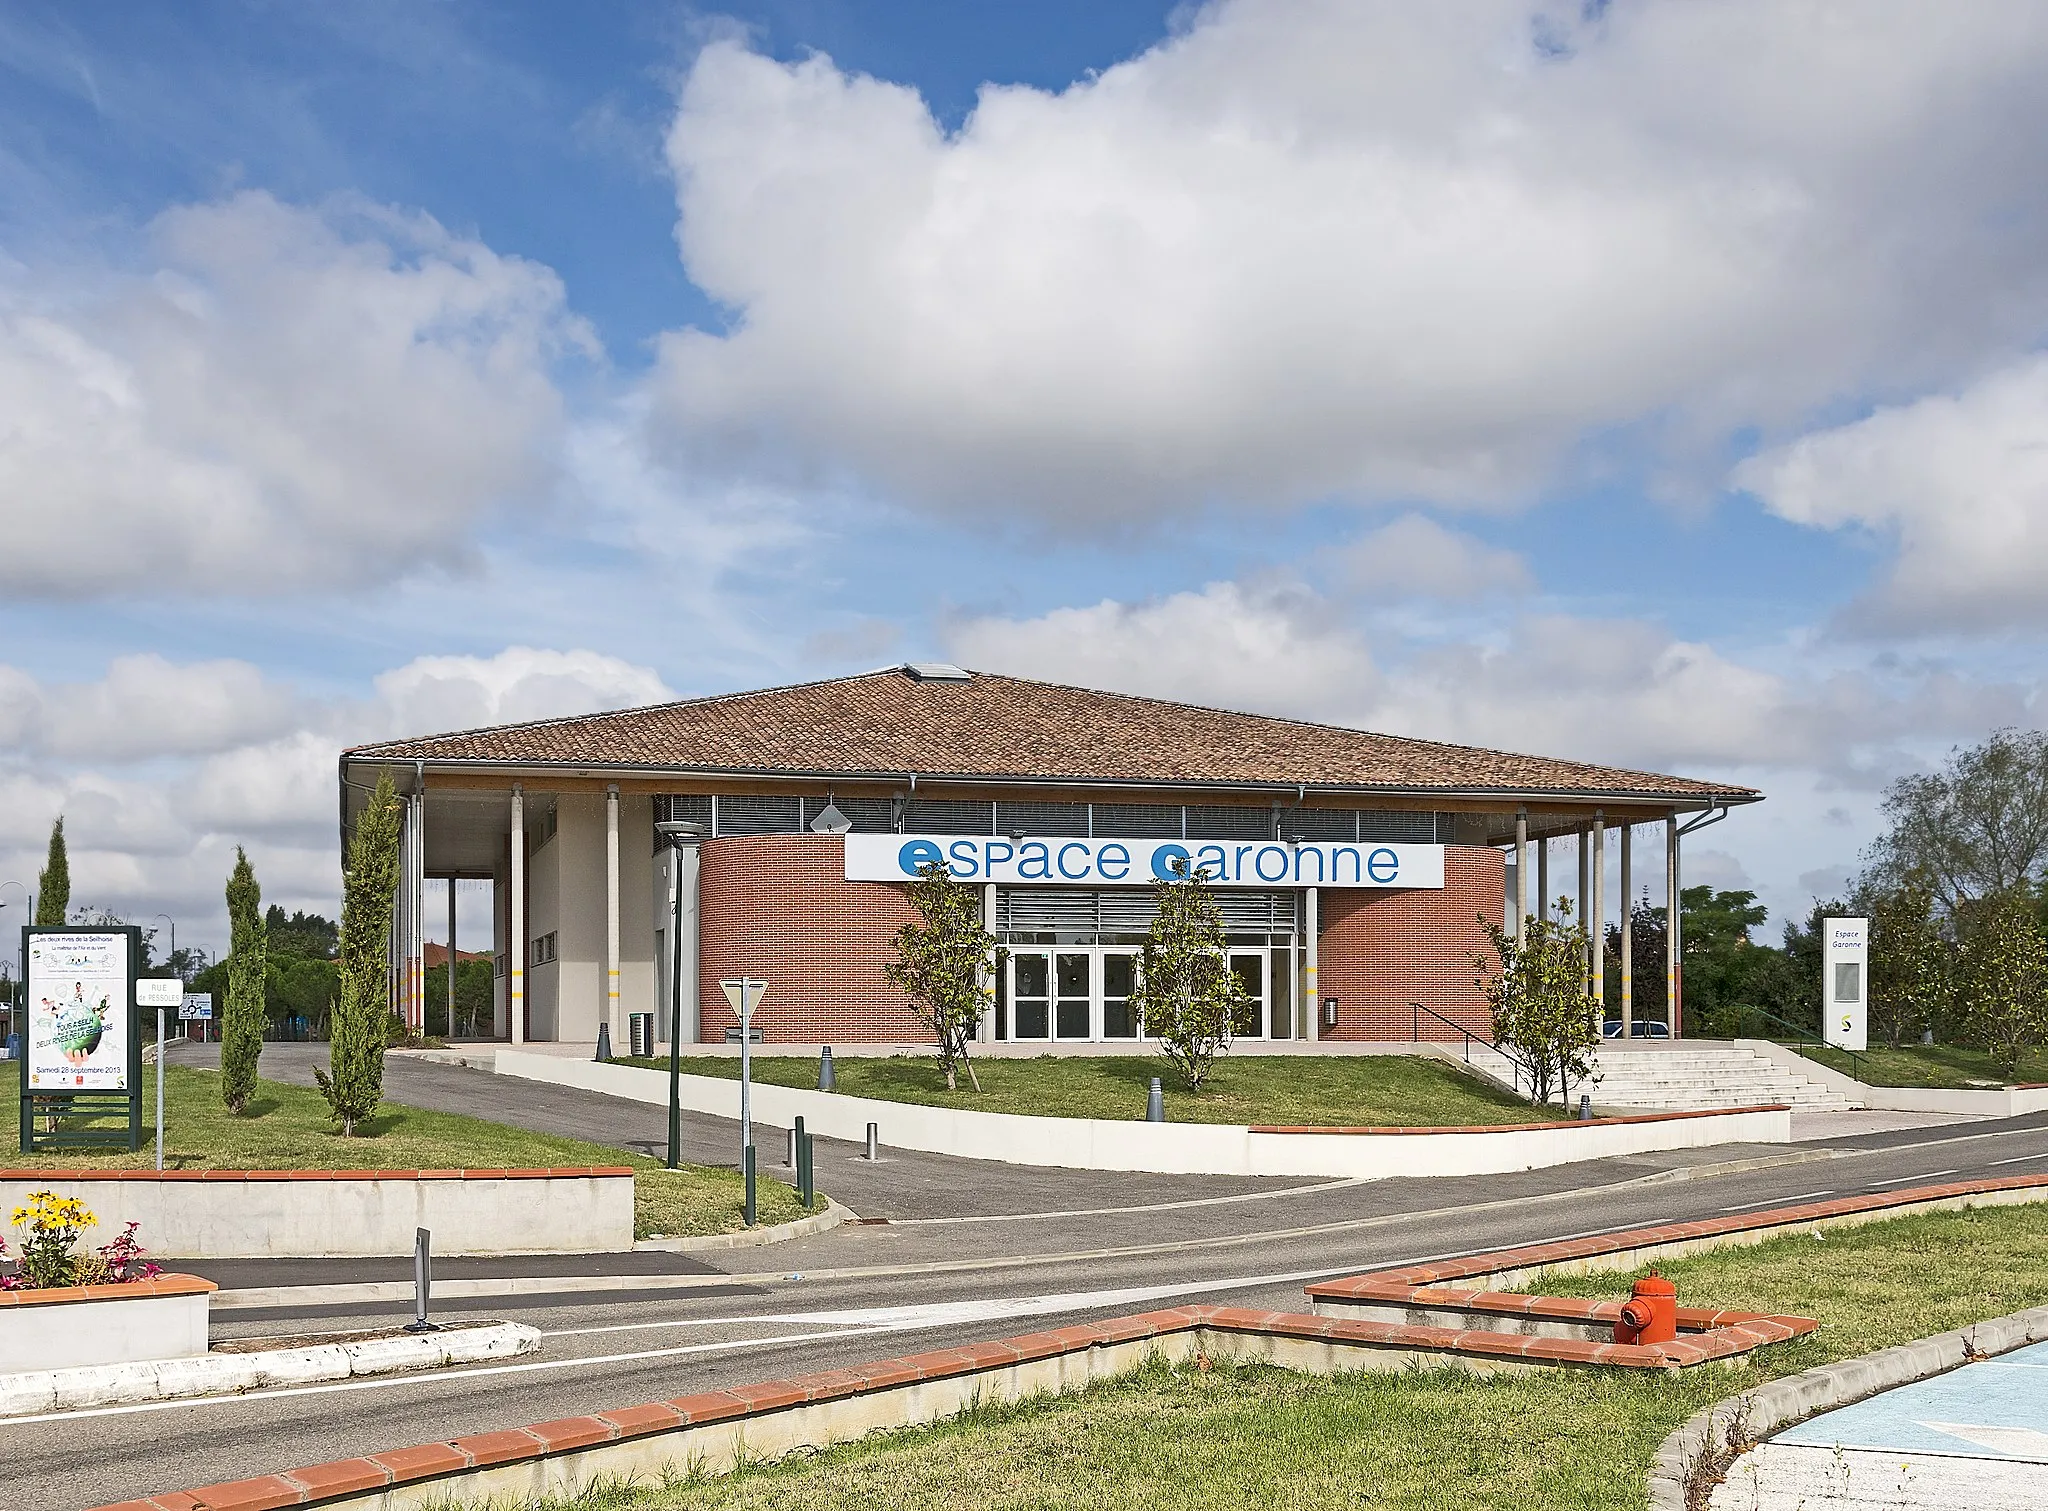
[902, 662, 973, 681]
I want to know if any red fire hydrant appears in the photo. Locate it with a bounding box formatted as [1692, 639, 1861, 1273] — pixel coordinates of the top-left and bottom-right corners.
[1614, 1273, 1678, 1345]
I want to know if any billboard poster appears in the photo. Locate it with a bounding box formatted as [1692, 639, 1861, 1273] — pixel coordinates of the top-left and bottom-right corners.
[26, 930, 133, 1092]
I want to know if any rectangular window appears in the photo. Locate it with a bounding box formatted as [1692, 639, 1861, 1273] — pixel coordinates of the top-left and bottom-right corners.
[530, 932, 558, 967]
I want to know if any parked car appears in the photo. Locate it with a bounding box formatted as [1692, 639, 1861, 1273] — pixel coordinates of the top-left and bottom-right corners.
[1602, 1019, 1672, 1039]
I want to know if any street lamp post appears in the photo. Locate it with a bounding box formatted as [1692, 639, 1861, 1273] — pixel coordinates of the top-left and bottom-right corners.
[151, 914, 177, 1172]
[653, 820, 707, 1170]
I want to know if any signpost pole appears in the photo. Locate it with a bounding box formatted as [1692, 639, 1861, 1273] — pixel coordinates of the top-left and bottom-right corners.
[155, 1007, 164, 1171]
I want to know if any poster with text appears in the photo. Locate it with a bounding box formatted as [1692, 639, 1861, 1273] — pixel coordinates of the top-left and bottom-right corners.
[26, 931, 132, 1092]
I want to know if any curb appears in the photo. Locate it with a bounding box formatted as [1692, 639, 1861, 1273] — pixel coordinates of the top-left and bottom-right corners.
[0, 1321, 540, 1419]
[633, 1200, 854, 1252]
[1648, 1303, 2048, 1510]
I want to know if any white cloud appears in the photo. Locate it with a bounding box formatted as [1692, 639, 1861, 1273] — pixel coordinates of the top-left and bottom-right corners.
[0, 191, 591, 596]
[0, 645, 672, 955]
[1735, 354, 2048, 634]
[1337, 515, 1530, 600]
[649, 4, 2048, 520]
[944, 577, 2026, 779]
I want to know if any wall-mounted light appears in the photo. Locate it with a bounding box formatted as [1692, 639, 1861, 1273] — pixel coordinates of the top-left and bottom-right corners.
[1322, 997, 1339, 1030]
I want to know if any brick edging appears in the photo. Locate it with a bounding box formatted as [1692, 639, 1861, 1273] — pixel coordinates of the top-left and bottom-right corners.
[0, 1167, 635, 1182]
[1250, 1105, 1789, 1135]
[1647, 1302, 2048, 1511]
[94, 1173, 2048, 1511]
[0, 1273, 214, 1308]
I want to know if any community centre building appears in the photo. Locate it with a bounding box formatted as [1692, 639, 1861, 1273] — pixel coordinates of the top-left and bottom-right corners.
[339, 665, 1759, 1048]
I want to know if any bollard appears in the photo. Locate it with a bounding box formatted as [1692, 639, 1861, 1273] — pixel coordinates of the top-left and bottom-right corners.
[1577, 1093, 1592, 1121]
[786, 1126, 799, 1169]
[594, 1022, 613, 1063]
[743, 1145, 757, 1227]
[865, 1121, 879, 1161]
[798, 1126, 815, 1209]
[818, 1045, 836, 1092]
[1147, 1077, 1164, 1123]
[404, 1227, 439, 1333]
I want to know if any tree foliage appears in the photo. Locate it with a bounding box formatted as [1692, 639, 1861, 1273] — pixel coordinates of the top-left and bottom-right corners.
[885, 862, 996, 1092]
[1961, 887, 2048, 1078]
[220, 848, 266, 1114]
[1870, 729, 2048, 913]
[1858, 874, 1952, 1048]
[33, 817, 69, 926]
[317, 771, 401, 1135]
[1130, 859, 1248, 1092]
[425, 956, 493, 1038]
[1480, 899, 1601, 1105]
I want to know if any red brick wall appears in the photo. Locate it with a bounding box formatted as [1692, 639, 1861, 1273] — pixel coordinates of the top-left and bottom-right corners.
[697, 835, 929, 1043]
[1318, 846, 1504, 1041]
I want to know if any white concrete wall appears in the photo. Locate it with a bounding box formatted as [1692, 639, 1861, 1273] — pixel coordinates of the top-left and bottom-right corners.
[496, 1052, 1789, 1179]
[0, 1174, 635, 1258]
[527, 800, 562, 1041]
[618, 794, 659, 1022]
[548, 793, 609, 1045]
[0, 1286, 209, 1372]
[1739, 1039, 2048, 1116]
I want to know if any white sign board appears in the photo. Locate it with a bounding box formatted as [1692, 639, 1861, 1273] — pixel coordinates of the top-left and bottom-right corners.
[26, 931, 132, 1092]
[1822, 916, 1868, 1052]
[179, 993, 214, 1022]
[844, 834, 1445, 889]
[136, 978, 184, 1009]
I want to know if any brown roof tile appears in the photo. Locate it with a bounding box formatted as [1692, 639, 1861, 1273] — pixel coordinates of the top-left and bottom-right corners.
[345, 668, 1756, 802]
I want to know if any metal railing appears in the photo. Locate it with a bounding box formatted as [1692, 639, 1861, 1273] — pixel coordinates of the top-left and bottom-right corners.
[1726, 1004, 1868, 1083]
[1410, 1001, 1494, 1063]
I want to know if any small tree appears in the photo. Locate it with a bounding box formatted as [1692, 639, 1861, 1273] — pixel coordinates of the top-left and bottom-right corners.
[1961, 887, 2048, 1079]
[1131, 859, 1248, 1091]
[220, 848, 267, 1114]
[885, 862, 996, 1092]
[317, 771, 401, 1135]
[1862, 873, 1953, 1048]
[34, 817, 69, 926]
[1478, 898, 1602, 1106]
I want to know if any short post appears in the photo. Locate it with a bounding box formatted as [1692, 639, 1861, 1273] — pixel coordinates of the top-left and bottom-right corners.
[865, 1121, 879, 1161]
[405, 1227, 438, 1332]
[743, 1144, 757, 1227]
[798, 1126, 814, 1209]
[786, 1126, 799, 1169]
[1577, 1093, 1592, 1121]
[594, 1021, 612, 1063]
[1146, 1077, 1164, 1123]
[818, 1044, 835, 1092]
[155, 1007, 166, 1171]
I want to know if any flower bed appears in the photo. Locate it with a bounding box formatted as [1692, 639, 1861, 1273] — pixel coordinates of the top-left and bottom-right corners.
[0, 1190, 209, 1373]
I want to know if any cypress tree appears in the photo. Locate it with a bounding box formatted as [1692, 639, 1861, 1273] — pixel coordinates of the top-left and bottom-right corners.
[34, 816, 69, 926]
[220, 848, 267, 1114]
[318, 771, 402, 1135]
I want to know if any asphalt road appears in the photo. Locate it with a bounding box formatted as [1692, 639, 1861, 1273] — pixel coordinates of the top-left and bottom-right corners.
[18, 1052, 2048, 1511]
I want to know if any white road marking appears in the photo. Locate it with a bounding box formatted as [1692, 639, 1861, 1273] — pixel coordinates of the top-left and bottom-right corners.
[1870, 1170, 1959, 1186]
[1920, 1421, 2048, 1459]
[1720, 1191, 1834, 1211]
[1988, 1153, 2048, 1166]
[880, 1177, 1371, 1225]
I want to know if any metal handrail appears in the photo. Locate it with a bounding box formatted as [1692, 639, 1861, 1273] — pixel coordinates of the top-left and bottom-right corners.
[1409, 1001, 1550, 1103]
[1728, 1003, 1868, 1083]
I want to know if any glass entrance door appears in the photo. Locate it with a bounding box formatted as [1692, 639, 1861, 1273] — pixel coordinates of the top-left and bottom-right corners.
[1055, 952, 1092, 1039]
[1102, 952, 1139, 1038]
[1229, 951, 1264, 1038]
[1004, 943, 1287, 1042]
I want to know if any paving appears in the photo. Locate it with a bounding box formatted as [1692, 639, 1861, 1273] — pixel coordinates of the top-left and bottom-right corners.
[1713, 1340, 2048, 1509]
[16, 1050, 2048, 1510]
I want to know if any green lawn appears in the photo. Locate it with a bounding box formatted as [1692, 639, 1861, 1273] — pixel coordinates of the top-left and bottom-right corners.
[2, 1064, 813, 1239]
[493, 1199, 2048, 1511]
[1792, 1040, 2048, 1088]
[621, 1051, 1536, 1127]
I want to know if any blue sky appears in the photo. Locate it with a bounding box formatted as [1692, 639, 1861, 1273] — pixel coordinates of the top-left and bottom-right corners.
[3, 0, 2047, 956]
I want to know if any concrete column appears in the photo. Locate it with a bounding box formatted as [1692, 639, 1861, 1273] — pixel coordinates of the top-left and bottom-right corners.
[446, 876, 457, 1038]
[1304, 885, 1320, 1042]
[605, 785, 621, 1045]
[510, 785, 525, 1047]
[1666, 813, 1682, 1038]
[409, 784, 426, 1033]
[979, 881, 997, 1043]
[1590, 811, 1605, 1008]
[1536, 835, 1549, 924]
[1513, 807, 1529, 942]
[676, 837, 701, 1045]
[1619, 822, 1634, 1038]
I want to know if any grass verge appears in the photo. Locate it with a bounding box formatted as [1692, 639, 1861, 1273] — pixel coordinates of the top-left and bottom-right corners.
[2, 1064, 814, 1239]
[620, 1051, 1534, 1127]
[1795, 1040, 2048, 1088]
[478, 1198, 2048, 1510]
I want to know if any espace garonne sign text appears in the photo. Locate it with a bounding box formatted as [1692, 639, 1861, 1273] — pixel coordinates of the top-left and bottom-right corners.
[843, 835, 1445, 889]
